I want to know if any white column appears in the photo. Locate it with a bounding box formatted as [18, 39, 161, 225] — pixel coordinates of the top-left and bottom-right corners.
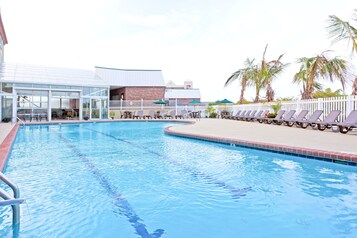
[48, 90, 52, 122]
[0, 95, 2, 121]
[79, 91, 83, 120]
[12, 89, 17, 123]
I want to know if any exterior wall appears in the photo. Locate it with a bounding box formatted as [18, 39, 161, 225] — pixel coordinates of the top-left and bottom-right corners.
[111, 87, 165, 100]
[167, 98, 200, 105]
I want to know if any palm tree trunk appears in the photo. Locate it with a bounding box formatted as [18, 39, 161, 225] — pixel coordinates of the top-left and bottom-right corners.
[238, 79, 247, 104]
[352, 76, 357, 96]
[254, 86, 260, 102]
[266, 83, 274, 102]
[302, 86, 314, 99]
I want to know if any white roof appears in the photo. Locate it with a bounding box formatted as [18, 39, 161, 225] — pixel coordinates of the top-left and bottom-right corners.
[0, 63, 107, 87]
[165, 88, 201, 99]
[95, 66, 165, 87]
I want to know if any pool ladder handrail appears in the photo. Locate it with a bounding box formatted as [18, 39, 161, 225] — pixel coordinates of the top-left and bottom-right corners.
[16, 116, 26, 127]
[0, 172, 25, 226]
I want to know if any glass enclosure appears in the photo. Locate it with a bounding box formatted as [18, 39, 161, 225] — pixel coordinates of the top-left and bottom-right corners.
[0, 83, 109, 122]
[1, 96, 12, 122]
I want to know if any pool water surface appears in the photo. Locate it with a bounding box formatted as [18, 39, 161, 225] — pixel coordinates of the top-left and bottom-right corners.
[1, 122, 357, 238]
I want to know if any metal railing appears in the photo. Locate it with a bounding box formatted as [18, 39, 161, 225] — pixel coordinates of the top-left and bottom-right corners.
[16, 116, 26, 126]
[0, 172, 25, 226]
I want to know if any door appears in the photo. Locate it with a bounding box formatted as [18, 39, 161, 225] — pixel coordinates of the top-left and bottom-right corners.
[91, 99, 100, 119]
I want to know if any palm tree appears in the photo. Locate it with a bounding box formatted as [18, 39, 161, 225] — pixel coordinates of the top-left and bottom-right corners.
[292, 67, 323, 96]
[294, 52, 348, 99]
[259, 45, 287, 102]
[327, 9, 357, 95]
[225, 58, 255, 104]
[225, 45, 286, 103]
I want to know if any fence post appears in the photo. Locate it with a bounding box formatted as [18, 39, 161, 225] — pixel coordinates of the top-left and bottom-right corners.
[296, 100, 300, 112]
[317, 98, 322, 110]
[175, 98, 178, 114]
[346, 95, 352, 116]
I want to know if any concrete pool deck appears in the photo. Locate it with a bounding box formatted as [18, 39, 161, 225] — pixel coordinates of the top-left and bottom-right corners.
[1, 118, 357, 170]
[165, 118, 357, 164]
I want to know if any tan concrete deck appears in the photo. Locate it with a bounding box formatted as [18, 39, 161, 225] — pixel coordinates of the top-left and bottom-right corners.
[165, 119, 357, 161]
[0, 123, 15, 144]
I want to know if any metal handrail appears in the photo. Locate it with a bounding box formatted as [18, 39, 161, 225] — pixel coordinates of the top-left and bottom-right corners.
[0, 172, 25, 226]
[16, 116, 25, 126]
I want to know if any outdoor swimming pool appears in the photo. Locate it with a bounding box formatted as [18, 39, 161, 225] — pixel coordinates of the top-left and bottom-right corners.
[1, 122, 357, 237]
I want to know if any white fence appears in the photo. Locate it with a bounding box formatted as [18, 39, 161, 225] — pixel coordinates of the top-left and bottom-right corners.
[217, 96, 357, 122]
[110, 96, 357, 120]
[109, 100, 209, 117]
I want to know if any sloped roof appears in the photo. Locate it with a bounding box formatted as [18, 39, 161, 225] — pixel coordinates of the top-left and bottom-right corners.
[165, 88, 201, 99]
[95, 66, 165, 87]
[0, 63, 107, 87]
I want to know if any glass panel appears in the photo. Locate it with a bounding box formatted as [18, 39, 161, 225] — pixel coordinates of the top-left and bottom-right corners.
[82, 87, 90, 96]
[89, 87, 108, 96]
[91, 99, 100, 119]
[1, 96, 13, 122]
[14, 83, 30, 88]
[82, 98, 90, 119]
[101, 99, 108, 119]
[51, 98, 61, 109]
[61, 98, 70, 109]
[52, 91, 79, 98]
[32, 84, 50, 89]
[2, 83, 13, 93]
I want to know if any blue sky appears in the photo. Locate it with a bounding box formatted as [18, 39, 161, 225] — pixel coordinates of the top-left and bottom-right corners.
[0, 0, 356, 101]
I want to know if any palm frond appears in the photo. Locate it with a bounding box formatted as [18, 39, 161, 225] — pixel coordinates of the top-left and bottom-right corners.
[327, 15, 357, 55]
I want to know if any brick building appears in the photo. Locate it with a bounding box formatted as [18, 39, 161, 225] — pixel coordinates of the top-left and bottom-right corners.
[95, 66, 166, 101]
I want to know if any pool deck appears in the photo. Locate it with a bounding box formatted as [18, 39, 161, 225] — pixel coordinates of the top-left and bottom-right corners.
[164, 118, 357, 164]
[1, 118, 357, 170]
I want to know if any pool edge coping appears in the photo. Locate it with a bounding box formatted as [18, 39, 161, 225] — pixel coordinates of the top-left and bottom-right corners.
[164, 126, 357, 166]
[0, 123, 20, 171]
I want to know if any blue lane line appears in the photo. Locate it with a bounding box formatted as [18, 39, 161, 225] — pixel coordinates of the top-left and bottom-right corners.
[86, 127, 252, 200]
[59, 135, 164, 238]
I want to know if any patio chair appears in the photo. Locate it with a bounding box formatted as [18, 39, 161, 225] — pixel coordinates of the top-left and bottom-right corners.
[241, 110, 257, 121]
[221, 111, 232, 119]
[264, 110, 286, 124]
[294, 110, 323, 128]
[315, 110, 341, 131]
[336, 110, 357, 134]
[245, 110, 262, 121]
[156, 110, 167, 119]
[133, 110, 144, 119]
[226, 110, 241, 120]
[236, 110, 251, 120]
[145, 110, 156, 119]
[274, 110, 296, 125]
[165, 110, 174, 119]
[255, 110, 270, 123]
[283, 110, 309, 127]
[232, 110, 246, 120]
[39, 113, 48, 121]
[176, 110, 188, 119]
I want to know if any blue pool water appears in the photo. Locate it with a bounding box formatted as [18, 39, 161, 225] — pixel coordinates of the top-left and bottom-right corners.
[1, 122, 357, 238]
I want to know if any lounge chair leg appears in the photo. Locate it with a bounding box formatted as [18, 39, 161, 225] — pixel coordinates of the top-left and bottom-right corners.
[339, 126, 349, 134]
[317, 124, 326, 131]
